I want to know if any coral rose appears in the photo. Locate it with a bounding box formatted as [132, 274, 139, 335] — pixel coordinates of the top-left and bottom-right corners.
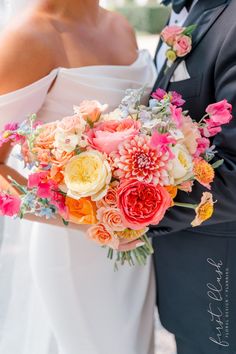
[87, 118, 141, 154]
[117, 179, 172, 230]
[66, 197, 97, 224]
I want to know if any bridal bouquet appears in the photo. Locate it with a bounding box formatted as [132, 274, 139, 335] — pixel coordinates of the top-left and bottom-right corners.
[0, 88, 232, 267]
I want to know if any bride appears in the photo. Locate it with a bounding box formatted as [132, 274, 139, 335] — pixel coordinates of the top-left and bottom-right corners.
[0, 1, 156, 353]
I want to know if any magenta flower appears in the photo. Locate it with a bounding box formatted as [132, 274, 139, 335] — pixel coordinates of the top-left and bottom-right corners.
[0, 193, 21, 217]
[152, 89, 185, 107]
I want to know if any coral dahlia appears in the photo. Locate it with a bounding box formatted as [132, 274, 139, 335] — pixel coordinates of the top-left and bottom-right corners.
[112, 135, 170, 185]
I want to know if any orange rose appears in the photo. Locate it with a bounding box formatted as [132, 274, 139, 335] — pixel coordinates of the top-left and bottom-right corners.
[66, 197, 97, 225]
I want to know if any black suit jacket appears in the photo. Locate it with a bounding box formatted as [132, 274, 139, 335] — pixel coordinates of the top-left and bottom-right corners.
[151, 1, 236, 352]
[150, 0, 236, 237]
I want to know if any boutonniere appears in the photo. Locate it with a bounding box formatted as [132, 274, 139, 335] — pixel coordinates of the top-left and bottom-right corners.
[160, 24, 196, 72]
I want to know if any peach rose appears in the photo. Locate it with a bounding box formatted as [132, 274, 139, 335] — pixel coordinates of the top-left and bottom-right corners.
[87, 118, 141, 154]
[57, 114, 86, 135]
[97, 207, 125, 232]
[173, 35, 192, 57]
[66, 196, 97, 225]
[51, 150, 75, 168]
[181, 116, 201, 155]
[74, 101, 107, 124]
[96, 181, 119, 209]
[34, 122, 58, 149]
[161, 25, 183, 46]
[88, 223, 118, 247]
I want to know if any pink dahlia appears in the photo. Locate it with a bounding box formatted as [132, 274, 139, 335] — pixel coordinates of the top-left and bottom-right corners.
[112, 135, 170, 185]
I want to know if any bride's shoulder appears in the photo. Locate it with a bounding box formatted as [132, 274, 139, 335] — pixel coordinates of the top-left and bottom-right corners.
[0, 13, 56, 94]
[103, 8, 138, 50]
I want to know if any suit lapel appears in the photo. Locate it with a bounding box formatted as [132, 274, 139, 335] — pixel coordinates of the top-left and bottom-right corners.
[156, 0, 229, 91]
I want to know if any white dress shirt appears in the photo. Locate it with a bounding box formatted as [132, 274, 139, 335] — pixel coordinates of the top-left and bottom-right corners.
[156, 0, 198, 74]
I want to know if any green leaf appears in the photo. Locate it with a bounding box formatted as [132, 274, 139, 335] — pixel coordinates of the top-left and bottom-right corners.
[62, 218, 69, 226]
[211, 159, 224, 169]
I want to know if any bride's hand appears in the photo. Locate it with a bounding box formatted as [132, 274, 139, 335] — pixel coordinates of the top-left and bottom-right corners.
[117, 238, 145, 252]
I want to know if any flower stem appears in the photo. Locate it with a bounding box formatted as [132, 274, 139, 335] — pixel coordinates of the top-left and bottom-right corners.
[174, 202, 198, 209]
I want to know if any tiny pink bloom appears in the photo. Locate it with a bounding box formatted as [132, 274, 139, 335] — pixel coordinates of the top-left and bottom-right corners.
[170, 91, 185, 107]
[50, 190, 68, 218]
[0, 193, 21, 217]
[152, 89, 185, 107]
[4, 122, 19, 131]
[161, 25, 183, 46]
[173, 35, 192, 57]
[195, 137, 210, 157]
[170, 104, 184, 127]
[152, 88, 166, 100]
[150, 131, 176, 159]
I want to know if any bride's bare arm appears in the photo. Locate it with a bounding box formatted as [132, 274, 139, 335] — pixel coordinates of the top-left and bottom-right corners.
[0, 20, 75, 228]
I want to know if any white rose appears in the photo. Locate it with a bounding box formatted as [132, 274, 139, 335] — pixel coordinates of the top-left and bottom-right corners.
[169, 144, 193, 184]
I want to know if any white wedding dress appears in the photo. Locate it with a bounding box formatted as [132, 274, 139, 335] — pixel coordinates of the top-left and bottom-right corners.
[0, 50, 156, 354]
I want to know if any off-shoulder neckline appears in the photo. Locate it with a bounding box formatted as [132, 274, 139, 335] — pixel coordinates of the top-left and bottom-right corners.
[0, 50, 151, 102]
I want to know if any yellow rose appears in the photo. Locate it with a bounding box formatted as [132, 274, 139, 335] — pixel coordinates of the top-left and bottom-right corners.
[64, 150, 111, 201]
[169, 144, 193, 185]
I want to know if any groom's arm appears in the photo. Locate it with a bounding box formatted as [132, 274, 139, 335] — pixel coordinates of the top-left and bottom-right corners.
[150, 23, 236, 237]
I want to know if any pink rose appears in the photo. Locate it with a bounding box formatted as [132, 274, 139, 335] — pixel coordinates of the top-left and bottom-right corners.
[87, 118, 141, 154]
[117, 179, 172, 230]
[173, 35, 192, 57]
[161, 25, 183, 46]
[74, 100, 107, 124]
[97, 207, 125, 232]
[0, 193, 21, 217]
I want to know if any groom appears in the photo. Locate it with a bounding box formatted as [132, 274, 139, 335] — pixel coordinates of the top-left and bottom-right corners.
[150, 0, 236, 353]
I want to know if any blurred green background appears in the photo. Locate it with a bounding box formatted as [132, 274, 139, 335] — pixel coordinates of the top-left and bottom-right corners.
[102, 0, 170, 34]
